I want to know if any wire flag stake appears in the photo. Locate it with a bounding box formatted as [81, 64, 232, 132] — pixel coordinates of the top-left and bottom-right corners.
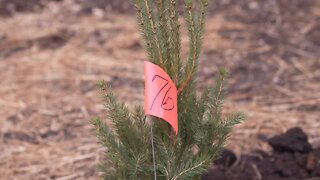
[150, 118, 157, 180]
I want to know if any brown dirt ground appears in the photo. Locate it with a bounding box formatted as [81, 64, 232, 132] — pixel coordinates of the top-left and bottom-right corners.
[0, 0, 319, 179]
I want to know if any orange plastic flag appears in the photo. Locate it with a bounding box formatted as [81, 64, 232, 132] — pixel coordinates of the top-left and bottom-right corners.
[144, 61, 178, 135]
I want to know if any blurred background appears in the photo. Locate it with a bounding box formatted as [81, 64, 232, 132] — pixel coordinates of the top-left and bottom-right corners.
[0, 0, 319, 179]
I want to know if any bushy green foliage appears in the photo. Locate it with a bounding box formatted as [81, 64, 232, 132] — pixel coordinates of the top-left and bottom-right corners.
[92, 0, 245, 179]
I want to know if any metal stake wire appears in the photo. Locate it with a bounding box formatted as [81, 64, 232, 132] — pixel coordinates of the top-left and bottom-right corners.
[150, 119, 157, 180]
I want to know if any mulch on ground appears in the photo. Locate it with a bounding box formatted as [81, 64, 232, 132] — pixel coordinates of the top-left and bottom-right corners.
[204, 127, 320, 180]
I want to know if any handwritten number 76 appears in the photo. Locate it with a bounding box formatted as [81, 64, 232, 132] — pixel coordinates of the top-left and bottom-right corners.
[150, 75, 174, 111]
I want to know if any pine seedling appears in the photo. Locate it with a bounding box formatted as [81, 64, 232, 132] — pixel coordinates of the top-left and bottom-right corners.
[92, 0, 245, 179]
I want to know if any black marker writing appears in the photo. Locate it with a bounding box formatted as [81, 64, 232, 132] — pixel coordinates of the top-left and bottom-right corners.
[150, 75, 174, 111]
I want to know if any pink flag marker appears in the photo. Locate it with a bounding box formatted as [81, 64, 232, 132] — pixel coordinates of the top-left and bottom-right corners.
[144, 61, 178, 135]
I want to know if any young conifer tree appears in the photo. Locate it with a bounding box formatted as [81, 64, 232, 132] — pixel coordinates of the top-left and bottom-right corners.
[92, 0, 245, 179]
